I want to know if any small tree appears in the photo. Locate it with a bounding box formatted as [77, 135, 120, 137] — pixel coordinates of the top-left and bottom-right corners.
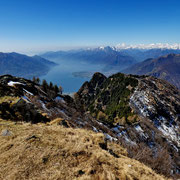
[32, 76, 36, 83]
[32, 77, 40, 84]
[54, 85, 59, 95]
[42, 79, 48, 92]
[36, 77, 40, 84]
[49, 81, 53, 89]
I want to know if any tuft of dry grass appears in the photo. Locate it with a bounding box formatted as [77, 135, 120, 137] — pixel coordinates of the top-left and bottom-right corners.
[0, 96, 20, 105]
[0, 119, 168, 180]
[47, 118, 64, 125]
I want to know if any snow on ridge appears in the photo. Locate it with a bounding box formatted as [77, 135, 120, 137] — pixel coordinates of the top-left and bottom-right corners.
[130, 86, 180, 148]
[130, 88, 155, 117]
[85, 43, 180, 52]
[23, 88, 34, 96]
[8, 81, 25, 87]
[158, 123, 180, 148]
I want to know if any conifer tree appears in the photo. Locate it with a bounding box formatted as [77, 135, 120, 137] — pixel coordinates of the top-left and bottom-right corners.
[42, 79, 48, 92]
[49, 81, 53, 89]
[54, 85, 59, 95]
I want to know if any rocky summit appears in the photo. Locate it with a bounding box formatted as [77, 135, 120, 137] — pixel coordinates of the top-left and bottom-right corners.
[0, 73, 180, 179]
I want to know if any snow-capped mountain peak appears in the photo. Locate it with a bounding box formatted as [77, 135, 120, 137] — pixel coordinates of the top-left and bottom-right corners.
[97, 46, 116, 51]
[115, 43, 180, 50]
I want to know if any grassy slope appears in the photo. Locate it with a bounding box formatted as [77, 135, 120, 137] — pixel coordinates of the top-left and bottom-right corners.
[0, 119, 167, 180]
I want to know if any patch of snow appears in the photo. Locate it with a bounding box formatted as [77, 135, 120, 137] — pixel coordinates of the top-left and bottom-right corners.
[130, 89, 155, 118]
[22, 95, 31, 102]
[23, 88, 33, 96]
[97, 122, 103, 125]
[170, 144, 179, 152]
[124, 135, 136, 145]
[158, 116, 166, 121]
[76, 121, 85, 126]
[38, 100, 48, 111]
[99, 46, 105, 50]
[135, 125, 148, 139]
[92, 126, 98, 132]
[117, 130, 127, 137]
[55, 96, 62, 101]
[116, 130, 136, 145]
[135, 125, 143, 132]
[8, 81, 25, 87]
[112, 127, 120, 134]
[158, 123, 180, 147]
[104, 133, 118, 141]
[104, 133, 113, 141]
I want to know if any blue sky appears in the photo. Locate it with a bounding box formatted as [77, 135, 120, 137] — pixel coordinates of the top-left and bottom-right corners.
[0, 0, 180, 54]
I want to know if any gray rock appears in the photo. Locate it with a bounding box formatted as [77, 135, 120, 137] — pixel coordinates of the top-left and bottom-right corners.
[1, 129, 12, 136]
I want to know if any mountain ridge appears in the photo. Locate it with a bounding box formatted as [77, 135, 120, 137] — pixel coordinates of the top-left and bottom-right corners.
[122, 53, 180, 89]
[40, 46, 137, 71]
[41, 45, 180, 63]
[0, 52, 56, 79]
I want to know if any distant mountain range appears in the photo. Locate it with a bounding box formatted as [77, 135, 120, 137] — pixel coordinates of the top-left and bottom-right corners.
[115, 43, 180, 50]
[40, 46, 180, 85]
[0, 52, 56, 78]
[41, 46, 137, 71]
[41, 45, 180, 67]
[98, 44, 180, 61]
[122, 54, 180, 89]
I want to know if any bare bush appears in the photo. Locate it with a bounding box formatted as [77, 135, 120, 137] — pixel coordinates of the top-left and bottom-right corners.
[122, 142, 173, 177]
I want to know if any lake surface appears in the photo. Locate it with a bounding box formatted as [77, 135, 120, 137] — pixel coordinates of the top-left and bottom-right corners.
[40, 59, 107, 93]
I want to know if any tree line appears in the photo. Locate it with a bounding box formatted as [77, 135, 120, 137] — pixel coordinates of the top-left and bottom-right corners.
[33, 77, 63, 98]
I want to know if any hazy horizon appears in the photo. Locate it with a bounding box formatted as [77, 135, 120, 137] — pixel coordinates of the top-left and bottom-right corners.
[1, 42, 180, 56]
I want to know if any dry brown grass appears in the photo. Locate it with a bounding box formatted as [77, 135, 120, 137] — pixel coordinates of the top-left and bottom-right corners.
[0, 119, 168, 180]
[0, 96, 20, 105]
[47, 118, 64, 125]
